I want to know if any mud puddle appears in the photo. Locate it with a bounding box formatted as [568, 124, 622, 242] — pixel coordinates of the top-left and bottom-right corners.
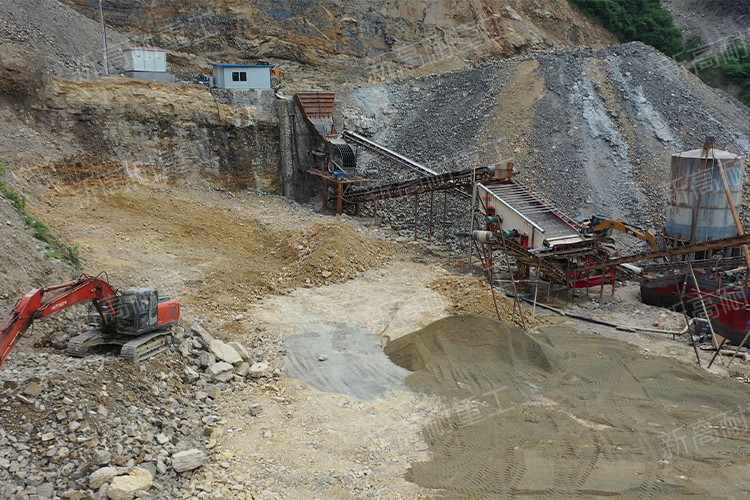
[385, 315, 750, 498]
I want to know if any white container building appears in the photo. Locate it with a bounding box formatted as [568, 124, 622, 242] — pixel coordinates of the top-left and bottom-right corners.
[123, 47, 175, 83]
[209, 63, 273, 90]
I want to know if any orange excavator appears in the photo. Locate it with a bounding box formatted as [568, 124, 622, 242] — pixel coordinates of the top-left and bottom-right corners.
[588, 215, 660, 252]
[0, 274, 180, 366]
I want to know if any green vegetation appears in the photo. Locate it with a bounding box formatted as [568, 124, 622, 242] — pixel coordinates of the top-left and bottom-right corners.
[691, 41, 750, 108]
[0, 163, 81, 269]
[569, 0, 750, 107]
[569, 0, 684, 56]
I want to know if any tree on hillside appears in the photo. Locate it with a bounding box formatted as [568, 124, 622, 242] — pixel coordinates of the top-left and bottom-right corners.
[570, 0, 684, 56]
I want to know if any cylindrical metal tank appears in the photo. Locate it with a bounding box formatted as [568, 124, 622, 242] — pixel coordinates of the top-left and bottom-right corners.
[666, 148, 745, 242]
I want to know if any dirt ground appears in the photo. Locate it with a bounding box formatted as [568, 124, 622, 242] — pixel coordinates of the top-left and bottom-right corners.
[16, 169, 750, 498]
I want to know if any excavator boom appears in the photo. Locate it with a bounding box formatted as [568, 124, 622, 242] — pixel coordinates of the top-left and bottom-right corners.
[0, 276, 119, 366]
[590, 216, 660, 252]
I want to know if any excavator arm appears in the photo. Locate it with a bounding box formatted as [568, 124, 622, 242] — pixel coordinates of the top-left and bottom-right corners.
[590, 216, 660, 252]
[0, 276, 119, 366]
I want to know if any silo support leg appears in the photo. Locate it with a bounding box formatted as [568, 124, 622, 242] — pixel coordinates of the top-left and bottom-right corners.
[716, 159, 750, 282]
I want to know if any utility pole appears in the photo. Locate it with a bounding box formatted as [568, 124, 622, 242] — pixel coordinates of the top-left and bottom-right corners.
[98, 0, 109, 75]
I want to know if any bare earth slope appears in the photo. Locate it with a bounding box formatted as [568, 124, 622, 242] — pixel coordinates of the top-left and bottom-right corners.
[663, 0, 750, 53]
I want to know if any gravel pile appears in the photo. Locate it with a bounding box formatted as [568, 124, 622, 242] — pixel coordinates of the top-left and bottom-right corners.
[1, 0, 129, 81]
[335, 42, 750, 249]
[0, 320, 282, 500]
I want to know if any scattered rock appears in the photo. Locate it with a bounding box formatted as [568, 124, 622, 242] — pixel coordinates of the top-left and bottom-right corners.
[199, 351, 216, 368]
[190, 323, 214, 348]
[90, 467, 118, 489]
[23, 381, 44, 397]
[228, 341, 251, 362]
[248, 362, 270, 378]
[236, 362, 250, 377]
[207, 361, 234, 382]
[36, 482, 54, 499]
[171, 449, 207, 473]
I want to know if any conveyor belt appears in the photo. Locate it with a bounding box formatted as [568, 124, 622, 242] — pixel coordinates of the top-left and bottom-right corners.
[576, 233, 750, 273]
[640, 256, 747, 273]
[346, 167, 490, 203]
[342, 130, 438, 176]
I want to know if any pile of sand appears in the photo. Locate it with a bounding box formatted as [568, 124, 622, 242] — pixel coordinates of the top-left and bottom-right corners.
[386, 315, 750, 498]
[385, 315, 557, 396]
[428, 275, 537, 328]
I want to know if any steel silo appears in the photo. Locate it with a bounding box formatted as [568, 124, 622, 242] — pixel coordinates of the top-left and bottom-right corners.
[666, 148, 745, 242]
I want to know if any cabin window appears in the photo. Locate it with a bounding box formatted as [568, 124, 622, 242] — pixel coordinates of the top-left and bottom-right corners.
[232, 71, 247, 82]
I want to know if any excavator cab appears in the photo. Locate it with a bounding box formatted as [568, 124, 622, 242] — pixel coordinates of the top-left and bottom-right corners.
[117, 289, 159, 334]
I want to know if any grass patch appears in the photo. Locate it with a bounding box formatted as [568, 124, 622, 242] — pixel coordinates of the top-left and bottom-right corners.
[0, 163, 81, 269]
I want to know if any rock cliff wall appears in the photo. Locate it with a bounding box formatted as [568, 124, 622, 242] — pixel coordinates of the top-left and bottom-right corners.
[6, 79, 281, 193]
[60, 0, 616, 83]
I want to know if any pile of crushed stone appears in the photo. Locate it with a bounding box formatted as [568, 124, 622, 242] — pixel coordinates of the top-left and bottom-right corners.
[385, 315, 556, 395]
[285, 222, 397, 287]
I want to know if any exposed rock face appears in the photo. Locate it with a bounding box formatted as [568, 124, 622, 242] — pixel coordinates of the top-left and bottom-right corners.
[58, 0, 616, 82]
[31, 79, 281, 193]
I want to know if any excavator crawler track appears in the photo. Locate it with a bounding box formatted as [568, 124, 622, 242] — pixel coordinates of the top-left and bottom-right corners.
[120, 331, 172, 362]
[67, 328, 107, 357]
[67, 329, 172, 362]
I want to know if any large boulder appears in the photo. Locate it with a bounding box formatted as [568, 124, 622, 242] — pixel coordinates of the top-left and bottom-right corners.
[210, 339, 243, 365]
[107, 467, 152, 500]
